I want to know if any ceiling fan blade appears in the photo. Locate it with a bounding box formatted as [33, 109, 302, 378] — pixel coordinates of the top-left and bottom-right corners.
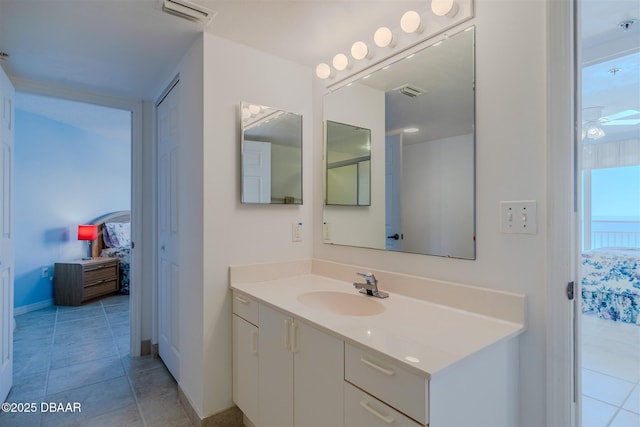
[601, 118, 640, 126]
[600, 109, 640, 122]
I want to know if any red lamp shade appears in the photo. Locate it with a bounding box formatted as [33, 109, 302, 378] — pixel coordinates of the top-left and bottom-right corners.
[77, 224, 98, 241]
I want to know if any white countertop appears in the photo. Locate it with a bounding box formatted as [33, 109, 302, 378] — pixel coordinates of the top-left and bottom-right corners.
[231, 274, 525, 380]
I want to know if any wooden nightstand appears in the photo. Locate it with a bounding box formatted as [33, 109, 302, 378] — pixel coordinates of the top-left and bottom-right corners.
[54, 257, 119, 306]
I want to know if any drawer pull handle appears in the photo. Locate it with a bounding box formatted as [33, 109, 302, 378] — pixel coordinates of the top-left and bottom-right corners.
[235, 296, 250, 305]
[359, 400, 395, 424]
[360, 357, 395, 376]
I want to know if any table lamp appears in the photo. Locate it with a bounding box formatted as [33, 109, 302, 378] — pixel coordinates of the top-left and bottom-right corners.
[78, 224, 98, 260]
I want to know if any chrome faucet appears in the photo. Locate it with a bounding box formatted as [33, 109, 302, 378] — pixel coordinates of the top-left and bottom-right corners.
[353, 272, 389, 298]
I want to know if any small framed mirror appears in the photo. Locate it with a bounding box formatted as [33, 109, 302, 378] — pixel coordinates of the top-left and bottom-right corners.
[240, 102, 303, 204]
[326, 120, 371, 206]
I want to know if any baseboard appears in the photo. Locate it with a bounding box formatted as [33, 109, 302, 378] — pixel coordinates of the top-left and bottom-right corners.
[177, 386, 244, 427]
[140, 339, 151, 356]
[14, 299, 54, 316]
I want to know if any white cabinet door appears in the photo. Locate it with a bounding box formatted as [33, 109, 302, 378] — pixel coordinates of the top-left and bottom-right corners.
[294, 320, 344, 427]
[258, 304, 294, 427]
[257, 304, 344, 427]
[0, 65, 14, 404]
[233, 314, 259, 425]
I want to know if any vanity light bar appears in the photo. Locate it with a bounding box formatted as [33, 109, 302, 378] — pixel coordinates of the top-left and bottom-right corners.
[315, 0, 460, 80]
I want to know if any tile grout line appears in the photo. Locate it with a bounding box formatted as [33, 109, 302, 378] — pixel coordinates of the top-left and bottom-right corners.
[39, 306, 59, 427]
[102, 300, 148, 427]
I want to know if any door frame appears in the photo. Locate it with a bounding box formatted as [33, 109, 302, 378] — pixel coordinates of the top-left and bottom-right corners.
[546, 0, 580, 425]
[13, 78, 145, 357]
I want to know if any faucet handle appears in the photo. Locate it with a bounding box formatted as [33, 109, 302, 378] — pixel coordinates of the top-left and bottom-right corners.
[356, 272, 377, 283]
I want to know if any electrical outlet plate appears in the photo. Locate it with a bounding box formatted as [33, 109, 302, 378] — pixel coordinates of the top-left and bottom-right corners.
[292, 221, 303, 242]
[500, 200, 537, 234]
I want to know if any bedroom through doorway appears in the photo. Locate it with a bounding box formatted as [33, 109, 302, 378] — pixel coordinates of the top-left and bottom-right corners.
[578, 1, 640, 425]
[12, 93, 134, 385]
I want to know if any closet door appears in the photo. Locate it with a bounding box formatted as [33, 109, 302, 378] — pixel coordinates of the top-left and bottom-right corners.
[157, 79, 181, 380]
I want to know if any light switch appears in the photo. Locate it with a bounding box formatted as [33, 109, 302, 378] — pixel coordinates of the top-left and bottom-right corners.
[500, 200, 537, 234]
[323, 221, 330, 241]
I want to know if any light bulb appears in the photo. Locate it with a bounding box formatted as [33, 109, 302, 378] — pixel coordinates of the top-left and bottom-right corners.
[431, 0, 459, 17]
[241, 107, 251, 120]
[374, 27, 394, 48]
[248, 104, 261, 115]
[332, 53, 349, 71]
[350, 41, 370, 60]
[315, 63, 332, 79]
[401, 10, 423, 34]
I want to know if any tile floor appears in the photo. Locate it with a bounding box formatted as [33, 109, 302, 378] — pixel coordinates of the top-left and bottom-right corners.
[581, 314, 640, 427]
[1, 295, 194, 427]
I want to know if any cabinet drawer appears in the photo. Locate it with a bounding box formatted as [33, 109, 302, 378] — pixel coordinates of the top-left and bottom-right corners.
[84, 265, 117, 285]
[345, 382, 423, 427]
[345, 342, 428, 425]
[232, 291, 259, 325]
[84, 279, 118, 299]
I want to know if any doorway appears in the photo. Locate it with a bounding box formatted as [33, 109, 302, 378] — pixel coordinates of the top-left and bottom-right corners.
[11, 92, 137, 382]
[578, 1, 640, 426]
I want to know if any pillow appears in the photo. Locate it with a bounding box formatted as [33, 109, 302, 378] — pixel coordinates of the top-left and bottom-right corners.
[104, 222, 131, 248]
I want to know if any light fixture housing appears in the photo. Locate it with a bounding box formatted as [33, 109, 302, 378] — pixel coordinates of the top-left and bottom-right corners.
[431, 0, 459, 17]
[332, 53, 350, 71]
[316, 63, 333, 79]
[350, 41, 370, 60]
[160, 0, 216, 25]
[374, 27, 395, 48]
[401, 10, 423, 34]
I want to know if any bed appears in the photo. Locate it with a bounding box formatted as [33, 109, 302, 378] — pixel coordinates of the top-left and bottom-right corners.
[90, 211, 131, 295]
[581, 247, 640, 324]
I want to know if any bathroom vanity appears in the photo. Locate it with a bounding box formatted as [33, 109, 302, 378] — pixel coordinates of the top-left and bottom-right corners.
[230, 261, 525, 427]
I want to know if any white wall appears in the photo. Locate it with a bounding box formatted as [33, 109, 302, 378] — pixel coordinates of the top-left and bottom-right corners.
[402, 134, 474, 258]
[313, 1, 549, 425]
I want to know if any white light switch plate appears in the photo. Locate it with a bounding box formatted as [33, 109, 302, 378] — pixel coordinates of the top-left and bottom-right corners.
[500, 200, 537, 234]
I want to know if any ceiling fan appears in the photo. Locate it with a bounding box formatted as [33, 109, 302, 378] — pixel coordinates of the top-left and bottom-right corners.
[582, 107, 640, 140]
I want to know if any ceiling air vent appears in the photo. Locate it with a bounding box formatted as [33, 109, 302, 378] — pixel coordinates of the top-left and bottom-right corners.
[394, 84, 426, 98]
[160, 0, 216, 25]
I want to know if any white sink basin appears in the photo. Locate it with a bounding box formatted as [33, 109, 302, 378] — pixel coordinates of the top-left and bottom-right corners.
[297, 291, 386, 316]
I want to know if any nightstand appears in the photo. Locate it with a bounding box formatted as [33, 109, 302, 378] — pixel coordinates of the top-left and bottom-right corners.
[54, 257, 119, 306]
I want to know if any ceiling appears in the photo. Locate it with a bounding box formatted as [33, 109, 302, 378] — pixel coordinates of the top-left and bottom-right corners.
[0, 0, 638, 143]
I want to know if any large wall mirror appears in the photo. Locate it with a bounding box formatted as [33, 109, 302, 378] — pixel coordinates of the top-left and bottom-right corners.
[241, 102, 303, 204]
[323, 27, 476, 259]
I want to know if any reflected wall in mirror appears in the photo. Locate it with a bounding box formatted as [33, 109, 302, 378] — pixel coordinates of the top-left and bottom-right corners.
[323, 27, 475, 259]
[241, 102, 303, 204]
[326, 120, 371, 206]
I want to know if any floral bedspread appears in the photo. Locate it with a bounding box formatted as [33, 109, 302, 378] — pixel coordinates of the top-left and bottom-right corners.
[581, 248, 640, 324]
[101, 246, 131, 295]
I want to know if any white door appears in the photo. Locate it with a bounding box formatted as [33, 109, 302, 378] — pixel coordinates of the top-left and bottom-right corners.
[157, 80, 180, 380]
[242, 140, 271, 203]
[385, 134, 402, 251]
[0, 66, 14, 403]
